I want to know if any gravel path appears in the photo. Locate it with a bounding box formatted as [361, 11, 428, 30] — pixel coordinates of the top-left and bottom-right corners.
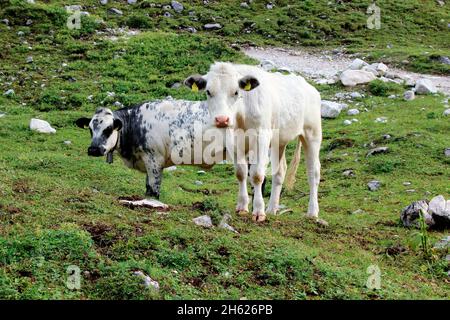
[244, 47, 450, 94]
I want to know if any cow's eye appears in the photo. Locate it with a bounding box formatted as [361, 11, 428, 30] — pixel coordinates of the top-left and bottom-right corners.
[206, 90, 211, 97]
[103, 126, 113, 137]
[234, 91, 238, 96]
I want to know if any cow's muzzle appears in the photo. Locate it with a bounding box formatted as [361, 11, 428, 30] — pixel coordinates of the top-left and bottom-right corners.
[88, 146, 105, 157]
[215, 115, 230, 128]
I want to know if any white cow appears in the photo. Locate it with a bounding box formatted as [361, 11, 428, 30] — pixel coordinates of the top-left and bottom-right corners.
[185, 62, 322, 222]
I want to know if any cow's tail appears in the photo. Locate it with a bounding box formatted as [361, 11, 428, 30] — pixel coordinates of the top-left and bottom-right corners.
[285, 136, 302, 191]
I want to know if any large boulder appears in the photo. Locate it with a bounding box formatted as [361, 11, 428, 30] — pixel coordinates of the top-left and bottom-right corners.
[401, 195, 450, 229]
[415, 78, 437, 94]
[340, 70, 376, 87]
[321, 100, 347, 119]
[347, 58, 368, 70]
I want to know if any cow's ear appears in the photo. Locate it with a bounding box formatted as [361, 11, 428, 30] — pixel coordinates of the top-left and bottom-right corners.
[239, 76, 260, 91]
[184, 74, 207, 92]
[75, 117, 91, 129]
[113, 118, 122, 131]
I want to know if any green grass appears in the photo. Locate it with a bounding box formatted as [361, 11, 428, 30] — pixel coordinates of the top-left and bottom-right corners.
[0, 0, 449, 300]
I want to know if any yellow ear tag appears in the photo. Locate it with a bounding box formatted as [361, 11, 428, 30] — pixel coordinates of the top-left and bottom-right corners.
[244, 81, 252, 91]
[191, 83, 199, 93]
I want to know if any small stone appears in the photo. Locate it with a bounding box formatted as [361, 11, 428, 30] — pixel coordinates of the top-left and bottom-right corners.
[403, 182, 412, 186]
[0, 113, 5, 118]
[17, 31, 25, 36]
[26, 19, 33, 26]
[3, 89, 14, 96]
[193, 215, 213, 228]
[240, 2, 249, 8]
[382, 134, 391, 140]
[266, 2, 274, 9]
[127, 0, 137, 4]
[340, 70, 376, 87]
[347, 58, 368, 70]
[367, 180, 381, 191]
[403, 90, 415, 101]
[133, 271, 159, 290]
[64, 140, 72, 145]
[186, 27, 197, 33]
[321, 100, 347, 119]
[203, 23, 222, 30]
[197, 170, 206, 175]
[30, 118, 56, 134]
[26, 56, 33, 63]
[100, 0, 108, 5]
[108, 8, 123, 15]
[171, 0, 184, 13]
[194, 180, 203, 186]
[65, 5, 82, 12]
[375, 117, 388, 123]
[342, 169, 355, 177]
[347, 108, 359, 116]
[165, 166, 177, 171]
[219, 214, 238, 233]
[113, 101, 123, 108]
[350, 92, 363, 99]
[1, 18, 9, 25]
[388, 95, 397, 99]
[366, 147, 389, 157]
[443, 109, 450, 116]
[352, 209, 364, 215]
[401, 200, 432, 228]
[438, 56, 450, 65]
[260, 59, 276, 71]
[343, 119, 352, 125]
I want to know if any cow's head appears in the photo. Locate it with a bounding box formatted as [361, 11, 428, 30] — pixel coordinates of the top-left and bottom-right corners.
[75, 108, 122, 157]
[184, 62, 260, 129]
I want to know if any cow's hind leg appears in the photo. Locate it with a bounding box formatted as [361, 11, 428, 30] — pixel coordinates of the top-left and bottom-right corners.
[300, 131, 321, 218]
[266, 144, 287, 214]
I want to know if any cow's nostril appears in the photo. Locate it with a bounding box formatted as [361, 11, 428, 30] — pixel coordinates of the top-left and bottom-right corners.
[215, 116, 230, 128]
[88, 146, 103, 157]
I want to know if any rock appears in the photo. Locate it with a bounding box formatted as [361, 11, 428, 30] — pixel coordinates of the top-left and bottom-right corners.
[186, 27, 197, 33]
[64, 140, 72, 145]
[403, 90, 415, 101]
[443, 108, 450, 116]
[315, 78, 337, 85]
[164, 12, 172, 18]
[367, 180, 381, 191]
[1, 19, 9, 25]
[388, 94, 397, 99]
[428, 195, 446, 216]
[240, 2, 249, 8]
[340, 70, 376, 87]
[342, 169, 355, 177]
[347, 58, 368, 70]
[433, 236, 450, 250]
[266, 2, 274, 9]
[403, 182, 412, 186]
[65, 5, 82, 12]
[194, 180, 203, 186]
[165, 166, 177, 171]
[27, 0, 35, 3]
[113, 101, 123, 108]
[203, 23, 222, 30]
[108, 8, 123, 15]
[382, 134, 391, 140]
[445, 148, 450, 157]
[375, 117, 388, 123]
[26, 19, 33, 25]
[438, 56, 450, 65]
[347, 108, 359, 116]
[401, 200, 431, 227]
[260, 59, 276, 71]
[30, 119, 56, 134]
[350, 92, 363, 99]
[171, 82, 182, 89]
[17, 31, 25, 36]
[3, 89, 14, 96]
[119, 198, 169, 209]
[343, 119, 352, 125]
[428, 196, 450, 228]
[351, 118, 359, 123]
[321, 100, 346, 118]
[127, 0, 137, 4]
[193, 215, 213, 228]
[26, 56, 33, 63]
[415, 78, 437, 94]
[366, 147, 389, 157]
[197, 170, 206, 175]
[100, 0, 108, 5]
[371, 62, 388, 75]
[133, 271, 159, 290]
[352, 209, 364, 215]
[219, 214, 238, 233]
[171, 0, 184, 12]
[362, 65, 379, 76]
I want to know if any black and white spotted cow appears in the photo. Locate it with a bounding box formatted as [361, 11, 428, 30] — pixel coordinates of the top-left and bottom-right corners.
[75, 98, 225, 199]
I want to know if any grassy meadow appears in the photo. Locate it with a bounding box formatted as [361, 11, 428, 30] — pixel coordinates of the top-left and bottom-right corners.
[0, 0, 449, 299]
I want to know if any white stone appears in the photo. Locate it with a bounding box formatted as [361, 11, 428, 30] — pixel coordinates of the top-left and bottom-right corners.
[343, 119, 352, 125]
[64, 140, 72, 145]
[375, 117, 388, 123]
[347, 58, 368, 70]
[3, 89, 14, 96]
[260, 59, 276, 71]
[350, 92, 363, 99]
[65, 5, 82, 12]
[404, 90, 415, 101]
[321, 100, 346, 118]
[165, 166, 177, 171]
[119, 198, 169, 209]
[371, 62, 388, 75]
[219, 214, 238, 233]
[368, 180, 381, 191]
[133, 271, 159, 290]
[347, 108, 359, 116]
[193, 215, 213, 228]
[340, 70, 376, 87]
[30, 119, 56, 134]
[428, 195, 446, 216]
[415, 78, 437, 94]
[443, 108, 450, 116]
[171, 0, 184, 12]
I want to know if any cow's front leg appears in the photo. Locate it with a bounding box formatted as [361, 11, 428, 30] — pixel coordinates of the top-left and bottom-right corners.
[235, 162, 249, 215]
[143, 156, 164, 199]
[250, 130, 271, 222]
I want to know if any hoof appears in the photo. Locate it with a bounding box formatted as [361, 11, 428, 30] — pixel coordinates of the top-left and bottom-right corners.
[236, 210, 249, 216]
[252, 213, 266, 222]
